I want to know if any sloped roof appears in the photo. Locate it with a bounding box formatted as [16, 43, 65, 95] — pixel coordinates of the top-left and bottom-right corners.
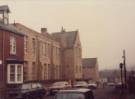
[12, 23, 40, 35]
[42, 32, 53, 39]
[0, 5, 10, 12]
[82, 58, 97, 68]
[52, 31, 77, 48]
[0, 23, 24, 36]
[14, 23, 54, 40]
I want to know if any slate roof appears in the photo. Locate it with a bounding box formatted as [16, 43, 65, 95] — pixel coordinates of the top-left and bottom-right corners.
[82, 58, 97, 68]
[0, 5, 10, 12]
[14, 23, 53, 39]
[52, 31, 78, 48]
[13, 23, 40, 35]
[0, 23, 24, 36]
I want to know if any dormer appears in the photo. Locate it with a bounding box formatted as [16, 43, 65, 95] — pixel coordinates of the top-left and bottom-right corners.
[0, 5, 10, 25]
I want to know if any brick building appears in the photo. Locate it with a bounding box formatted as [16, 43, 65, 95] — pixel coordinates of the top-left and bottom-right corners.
[0, 6, 24, 99]
[14, 24, 83, 82]
[39, 28, 61, 80]
[52, 28, 82, 80]
[82, 58, 99, 81]
[0, 4, 85, 99]
[13, 23, 39, 81]
[14, 23, 61, 81]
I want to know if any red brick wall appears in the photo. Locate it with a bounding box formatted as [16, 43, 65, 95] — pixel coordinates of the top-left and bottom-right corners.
[0, 29, 24, 99]
[3, 30, 24, 61]
[0, 30, 3, 80]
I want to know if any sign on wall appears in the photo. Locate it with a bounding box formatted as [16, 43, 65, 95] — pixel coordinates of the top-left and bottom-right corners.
[0, 60, 2, 65]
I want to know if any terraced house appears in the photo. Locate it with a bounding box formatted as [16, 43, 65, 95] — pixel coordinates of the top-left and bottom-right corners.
[14, 24, 61, 81]
[0, 6, 24, 99]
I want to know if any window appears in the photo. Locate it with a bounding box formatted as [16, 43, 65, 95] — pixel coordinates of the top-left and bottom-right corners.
[10, 36, 16, 55]
[7, 64, 23, 84]
[44, 43, 46, 56]
[32, 62, 36, 80]
[0, 14, 3, 19]
[49, 45, 51, 57]
[48, 64, 51, 79]
[0, 14, 3, 23]
[47, 44, 50, 57]
[44, 64, 47, 80]
[24, 36, 28, 53]
[46, 44, 48, 56]
[32, 38, 36, 54]
[9, 65, 15, 81]
[40, 42, 43, 56]
[17, 65, 22, 81]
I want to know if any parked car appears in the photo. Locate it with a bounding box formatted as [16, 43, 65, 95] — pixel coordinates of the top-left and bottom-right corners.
[87, 80, 98, 90]
[88, 83, 97, 90]
[74, 81, 88, 88]
[55, 88, 94, 99]
[7, 82, 46, 99]
[49, 81, 71, 95]
[115, 82, 123, 89]
[107, 82, 115, 86]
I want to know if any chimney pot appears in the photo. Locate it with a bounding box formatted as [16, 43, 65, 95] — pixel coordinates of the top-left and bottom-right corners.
[41, 28, 47, 34]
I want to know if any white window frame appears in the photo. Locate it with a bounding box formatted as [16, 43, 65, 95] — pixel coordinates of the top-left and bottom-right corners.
[7, 64, 23, 84]
[10, 36, 16, 55]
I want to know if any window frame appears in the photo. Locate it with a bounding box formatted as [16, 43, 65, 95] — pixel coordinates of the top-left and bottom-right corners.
[24, 36, 28, 53]
[7, 64, 23, 84]
[10, 36, 16, 55]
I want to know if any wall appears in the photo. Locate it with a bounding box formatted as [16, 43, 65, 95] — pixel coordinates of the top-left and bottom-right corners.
[83, 63, 99, 81]
[0, 29, 24, 99]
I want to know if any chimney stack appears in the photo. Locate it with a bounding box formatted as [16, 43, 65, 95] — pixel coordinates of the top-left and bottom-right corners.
[61, 26, 66, 32]
[41, 28, 47, 34]
[0, 5, 10, 25]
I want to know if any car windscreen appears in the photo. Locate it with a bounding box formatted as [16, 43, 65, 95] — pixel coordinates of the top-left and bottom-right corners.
[56, 93, 84, 99]
[53, 82, 66, 86]
[76, 82, 87, 85]
[22, 84, 31, 90]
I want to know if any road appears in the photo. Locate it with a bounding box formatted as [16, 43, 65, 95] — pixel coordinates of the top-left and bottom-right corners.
[94, 86, 116, 99]
[94, 86, 135, 99]
[44, 86, 135, 99]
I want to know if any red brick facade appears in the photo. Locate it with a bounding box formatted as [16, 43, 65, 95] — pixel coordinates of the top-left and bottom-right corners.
[0, 29, 24, 99]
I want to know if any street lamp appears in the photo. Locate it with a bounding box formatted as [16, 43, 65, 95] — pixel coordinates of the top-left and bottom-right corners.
[119, 63, 124, 89]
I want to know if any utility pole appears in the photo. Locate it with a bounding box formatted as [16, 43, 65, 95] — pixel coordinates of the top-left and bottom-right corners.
[119, 63, 124, 93]
[122, 50, 127, 88]
[119, 63, 123, 85]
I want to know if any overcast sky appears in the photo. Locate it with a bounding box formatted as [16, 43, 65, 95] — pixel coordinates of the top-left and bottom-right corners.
[1, 0, 135, 70]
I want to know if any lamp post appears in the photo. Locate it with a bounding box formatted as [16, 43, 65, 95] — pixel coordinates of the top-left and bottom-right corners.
[119, 63, 124, 90]
[122, 50, 127, 88]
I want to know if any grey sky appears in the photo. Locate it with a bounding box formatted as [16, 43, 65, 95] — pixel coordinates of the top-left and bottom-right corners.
[1, 0, 135, 70]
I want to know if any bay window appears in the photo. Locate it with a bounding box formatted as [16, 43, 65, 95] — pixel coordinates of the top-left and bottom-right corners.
[7, 64, 23, 84]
